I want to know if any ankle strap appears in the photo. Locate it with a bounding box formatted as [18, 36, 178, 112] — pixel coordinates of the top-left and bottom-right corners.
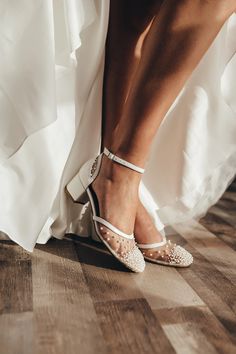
[103, 147, 145, 174]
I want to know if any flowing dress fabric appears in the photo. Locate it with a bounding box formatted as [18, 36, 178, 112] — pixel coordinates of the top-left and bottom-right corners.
[0, 1, 235, 251]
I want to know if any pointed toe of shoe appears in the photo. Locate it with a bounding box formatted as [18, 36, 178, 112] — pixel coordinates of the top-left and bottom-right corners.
[170, 245, 193, 267]
[122, 247, 146, 273]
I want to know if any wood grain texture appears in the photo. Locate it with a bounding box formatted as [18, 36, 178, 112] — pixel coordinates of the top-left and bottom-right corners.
[134, 261, 204, 310]
[0, 243, 32, 314]
[163, 322, 218, 354]
[94, 298, 175, 354]
[155, 306, 236, 353]
[200, 212, 236, 250]
[32, 239, 107, 354]
[0, 312, 33, 354]
[0, 181, 235, 354]
[174, 220, 236, 284]
[74, 238, 144, 303]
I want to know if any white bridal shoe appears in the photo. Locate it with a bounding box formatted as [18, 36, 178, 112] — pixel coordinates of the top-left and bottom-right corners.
[137, 236, 193, 267]
[66, 147, 146, 273]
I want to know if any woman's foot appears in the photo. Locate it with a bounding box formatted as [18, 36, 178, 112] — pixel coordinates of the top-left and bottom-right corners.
[134, 201, 164, 244]
[67, 148, 146, 272]
[91, 153, 142, 257]
[134, 201, 193, 267]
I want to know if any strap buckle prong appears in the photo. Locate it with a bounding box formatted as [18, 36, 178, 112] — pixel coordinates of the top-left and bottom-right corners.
[108, 152, 115, 160]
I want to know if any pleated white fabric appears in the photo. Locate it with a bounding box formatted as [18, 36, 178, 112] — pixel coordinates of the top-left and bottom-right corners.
[0, 1, 235, 252]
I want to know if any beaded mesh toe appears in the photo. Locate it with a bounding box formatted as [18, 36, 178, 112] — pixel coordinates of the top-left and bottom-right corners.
[138, 240, 193, 267]
[123, 246, 146, 272]
[96, 225, 145, 273]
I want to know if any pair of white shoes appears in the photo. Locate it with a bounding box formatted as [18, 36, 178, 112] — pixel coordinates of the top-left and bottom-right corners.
[66, 147, 193, 273]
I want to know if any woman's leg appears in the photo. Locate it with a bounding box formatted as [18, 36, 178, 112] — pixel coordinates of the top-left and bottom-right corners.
[101, 0, 163, 148]
[93, 0, 236, 253]
[110, 0, 236, 163]
[102, 0, 165, 245]
[99, 0, 236, 248]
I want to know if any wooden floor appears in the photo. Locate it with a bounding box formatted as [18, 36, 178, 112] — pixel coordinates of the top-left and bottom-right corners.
[0, 181, 236, 354]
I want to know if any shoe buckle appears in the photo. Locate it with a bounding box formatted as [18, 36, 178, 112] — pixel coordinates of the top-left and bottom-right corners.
[107, 152, 115, 160]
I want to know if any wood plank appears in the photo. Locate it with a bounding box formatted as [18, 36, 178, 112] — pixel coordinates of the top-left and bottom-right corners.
[200, 212, 236, 251]
[0, 243, 32, 314]
[216, 198, 236, 213]
[209, 205, 236, 229]
[0, 312, 33, 354]
[95, 298, 175, 354]
[155, 306, 236, 354]
[74, 238, 143, 303]
[163, 323, 217, 354]
[32, 238, 107, 354]
[0, 232, 10, 241]
[217, 190, 236, 227]
[222, 191, 236, 203]
[168, 240, 236, 339]
[0, 242, 31, 261]
[172, 232, 236, 316]
[174, 220, 236, 284]
[133, 261, 204, 310]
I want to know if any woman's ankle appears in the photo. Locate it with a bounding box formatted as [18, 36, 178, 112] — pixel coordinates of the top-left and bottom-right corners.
[111, 142, 147, 171]
[98, 153, 142, 184]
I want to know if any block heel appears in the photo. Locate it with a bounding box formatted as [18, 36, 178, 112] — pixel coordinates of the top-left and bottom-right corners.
[66, 175, 89, 205]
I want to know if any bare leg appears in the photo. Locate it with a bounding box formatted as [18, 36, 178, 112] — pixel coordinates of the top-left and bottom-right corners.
[110, 0, 236, 164]
[102, 0, 165, 244]
[93, 0, 236, 253]
[101, 0, 162, 148]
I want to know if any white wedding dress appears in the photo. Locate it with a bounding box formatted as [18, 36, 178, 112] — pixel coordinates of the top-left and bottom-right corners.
[0, 0, 235, 252]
